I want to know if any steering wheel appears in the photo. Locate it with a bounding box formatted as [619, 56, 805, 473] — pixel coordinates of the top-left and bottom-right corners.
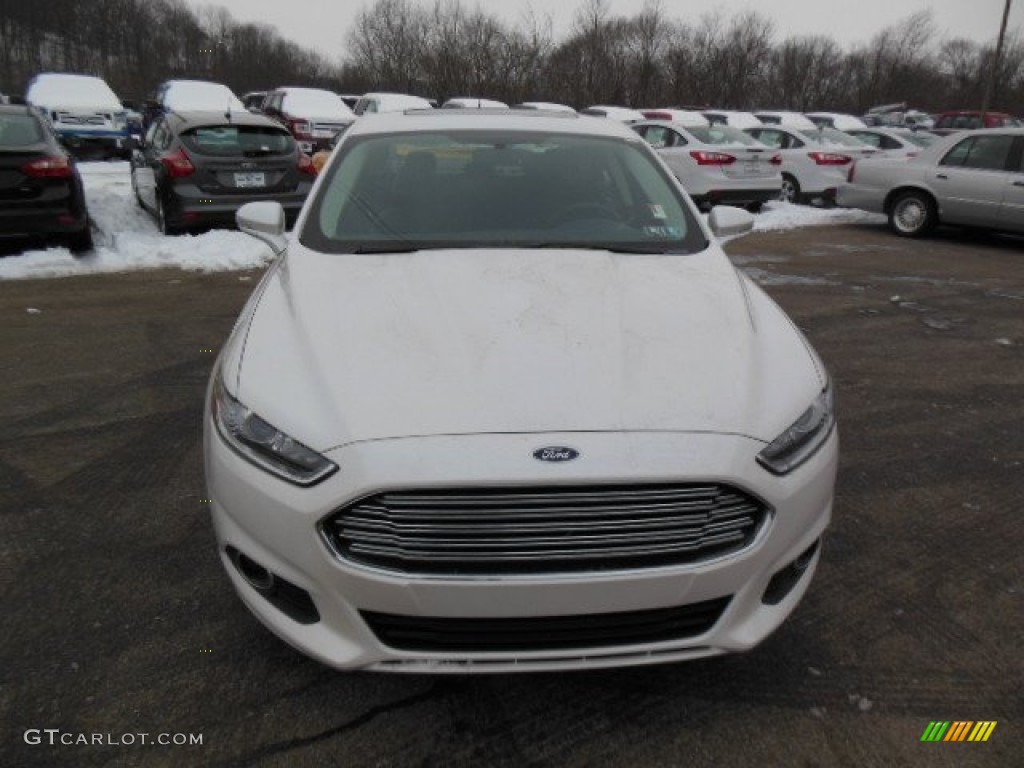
[550, 201, 621, 224]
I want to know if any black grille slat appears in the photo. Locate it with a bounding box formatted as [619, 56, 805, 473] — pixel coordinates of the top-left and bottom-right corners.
[323, 484, 768, 576]
[362, 597, 731, 652]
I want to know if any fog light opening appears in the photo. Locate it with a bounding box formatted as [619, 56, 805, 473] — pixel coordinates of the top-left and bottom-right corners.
[761, 539, 820, 606]
[228, 547, 275, 591]
[224, 545, 320, 625]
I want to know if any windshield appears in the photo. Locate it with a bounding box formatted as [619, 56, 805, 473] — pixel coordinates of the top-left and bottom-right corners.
[0, 113, 45, 147]
[684, 125, 759, 146]
[797, 127, 868, 148]
[301, 130, 706, 254]
[282, 89, 354, 117]
[902, 131, 936, 147]
[181, 125, 294, 157]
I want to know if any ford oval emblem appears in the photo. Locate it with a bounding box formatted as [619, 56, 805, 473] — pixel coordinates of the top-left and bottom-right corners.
[533, 446, 580, 463]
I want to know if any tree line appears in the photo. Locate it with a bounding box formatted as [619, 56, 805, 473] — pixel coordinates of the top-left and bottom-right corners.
[1, 0, 1021, 116]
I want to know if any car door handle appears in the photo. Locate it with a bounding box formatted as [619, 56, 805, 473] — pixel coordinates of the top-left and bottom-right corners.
[1013, 180, 1024, 187]
[935, 173, 948, 180]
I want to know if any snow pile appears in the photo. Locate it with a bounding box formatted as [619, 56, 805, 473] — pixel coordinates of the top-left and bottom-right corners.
[754, 201, 885, 232]
[0, 162, 276, 280]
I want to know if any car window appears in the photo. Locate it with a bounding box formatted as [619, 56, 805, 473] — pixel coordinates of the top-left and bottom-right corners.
[181, 125, 295, 156]
[302, 130, 706, 254]
[903, 131, 935, 148]
[685, 125, 758, 146]
[641, 126, 674, 149]
[951, 115, 983, 130]
[851, 132, 881, 148]
[0, 113, 45, 146]
[941, 135, 1015, 171]
[752, 129, 782, 148]
[151, 120, 172, 151]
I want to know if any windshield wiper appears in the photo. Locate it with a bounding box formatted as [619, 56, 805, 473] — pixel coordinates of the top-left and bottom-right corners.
[522, 242, 674, 254]
[351, 244, 421, 254]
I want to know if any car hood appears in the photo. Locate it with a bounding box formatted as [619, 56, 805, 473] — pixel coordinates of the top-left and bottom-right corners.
[232, 246, 824, 450]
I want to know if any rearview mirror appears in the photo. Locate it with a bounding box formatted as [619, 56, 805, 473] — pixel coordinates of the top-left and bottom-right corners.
[237, 202, 288, 255]
[708, 206, 755, 240]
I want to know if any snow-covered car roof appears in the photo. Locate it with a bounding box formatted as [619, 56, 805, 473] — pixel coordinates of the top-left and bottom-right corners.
[806, 112, 868, 131]
[279, 87, 354, 118]
[161, 80, 245, 113]
[702, 110, 763, 129]
[754, 111, 818, 130]
[360, 93, 435, 112]
[343, 109, 636, 141]
[516, 102, 577, 113]
[640, 109, 709, 126]
[581, 106, 647, 123]
[443, 98, 509, 109]
[27, 73, 123, 110]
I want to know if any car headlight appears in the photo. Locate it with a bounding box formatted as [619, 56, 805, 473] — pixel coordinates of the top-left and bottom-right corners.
[757, 380, 836, 475]
[211, 373, 337, 486]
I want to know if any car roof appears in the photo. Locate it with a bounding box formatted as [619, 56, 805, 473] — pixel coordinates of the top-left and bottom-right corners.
[344, 109, 639, 139]
[163, 110, 287, 130]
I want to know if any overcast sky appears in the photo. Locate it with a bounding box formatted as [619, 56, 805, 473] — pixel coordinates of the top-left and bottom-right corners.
[186, 0, 1023, 64]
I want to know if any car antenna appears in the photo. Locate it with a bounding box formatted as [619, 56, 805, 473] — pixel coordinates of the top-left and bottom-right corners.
[225, 97, 232, 123]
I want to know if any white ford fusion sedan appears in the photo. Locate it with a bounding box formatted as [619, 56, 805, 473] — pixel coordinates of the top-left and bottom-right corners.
[204, 109, 838, 673]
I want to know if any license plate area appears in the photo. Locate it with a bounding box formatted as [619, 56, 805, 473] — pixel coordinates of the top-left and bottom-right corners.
[234, 172, 266, 188]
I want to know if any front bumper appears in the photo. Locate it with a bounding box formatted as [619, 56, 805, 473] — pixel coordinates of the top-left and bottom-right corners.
[205, 426, 837, 672]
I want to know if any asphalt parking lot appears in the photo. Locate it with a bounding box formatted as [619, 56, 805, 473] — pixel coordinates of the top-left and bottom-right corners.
[2, 221, 1022, 767]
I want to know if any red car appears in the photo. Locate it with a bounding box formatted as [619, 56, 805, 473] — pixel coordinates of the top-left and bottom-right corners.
[931, 110, 1020, 136]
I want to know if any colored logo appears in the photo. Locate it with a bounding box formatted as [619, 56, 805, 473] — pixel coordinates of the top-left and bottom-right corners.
[920, 721, 997, 742]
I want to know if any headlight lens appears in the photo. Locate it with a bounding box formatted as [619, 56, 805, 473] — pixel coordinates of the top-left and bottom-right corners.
[212, 374, 337, 486]
[757, 380, 836, 475]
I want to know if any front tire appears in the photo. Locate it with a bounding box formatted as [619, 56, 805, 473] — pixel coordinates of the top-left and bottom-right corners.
[779, 174, 802, 204]
[889, 191, 936, 237]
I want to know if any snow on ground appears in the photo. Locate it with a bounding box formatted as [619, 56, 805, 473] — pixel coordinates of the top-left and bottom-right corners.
[753, 201, 884, 232]
[0, 162, 275, 280]
[0, 163, 882, 281]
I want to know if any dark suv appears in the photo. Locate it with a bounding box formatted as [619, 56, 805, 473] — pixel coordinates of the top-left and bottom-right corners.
[0, 104, 92, 251]
[130, 110, 315, 235]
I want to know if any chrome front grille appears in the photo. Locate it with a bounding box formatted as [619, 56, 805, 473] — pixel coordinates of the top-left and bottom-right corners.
[321, 484, 769, 576]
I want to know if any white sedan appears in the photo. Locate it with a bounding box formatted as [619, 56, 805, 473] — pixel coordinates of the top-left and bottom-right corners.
[839, 128, 1024, 236]
[205, 110, 837, 673]
[633, 119, 782, 210]
[844, 127, 936, 159]
[745, 124, 878, 204]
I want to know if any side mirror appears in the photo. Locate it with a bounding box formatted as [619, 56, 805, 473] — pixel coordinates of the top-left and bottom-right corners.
[708, 205, 755, 240]
[237, 201, 288, 255]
